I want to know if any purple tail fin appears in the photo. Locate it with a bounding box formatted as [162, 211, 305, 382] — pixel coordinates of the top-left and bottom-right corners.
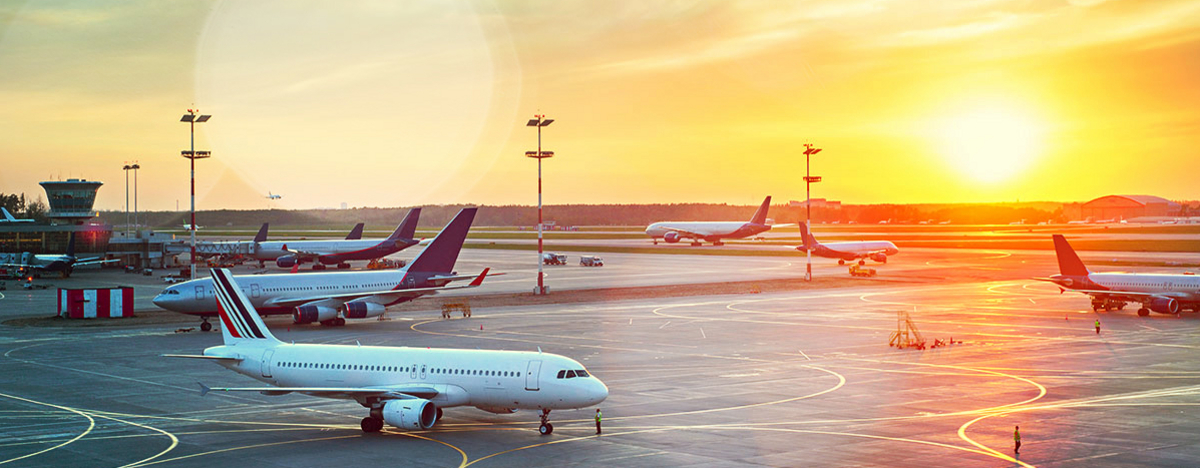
[387, 208, 422, 241]
[799, 221, 818, 249]
[406, 208, 476, 273]
[345, 223, 365, 240]
[253, 223, 269, 243]
[1052, 235, 1089, 276]
[749, 196, 772, 225]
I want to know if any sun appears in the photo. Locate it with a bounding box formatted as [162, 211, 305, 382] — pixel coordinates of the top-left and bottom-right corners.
[934, 106, 1045, 184]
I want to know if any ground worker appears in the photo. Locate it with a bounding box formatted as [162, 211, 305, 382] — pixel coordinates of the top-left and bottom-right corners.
[1014, 425, 1021, 454]
[1095, 318, 1101, 335]
[595, 408, 602, 434]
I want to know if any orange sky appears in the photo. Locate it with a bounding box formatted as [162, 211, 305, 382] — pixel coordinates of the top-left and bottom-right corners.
[1, 1, 1198, 211]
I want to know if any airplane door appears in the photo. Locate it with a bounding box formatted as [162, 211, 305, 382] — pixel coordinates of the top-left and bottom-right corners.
[194, 286, 204, 301]
[420, 365, 427, 379]
[525, 360, 542, 391]
[250, 284, 261, 299]
[261, 349, 274, 378]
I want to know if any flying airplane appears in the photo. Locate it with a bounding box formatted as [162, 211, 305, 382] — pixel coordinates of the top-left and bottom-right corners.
[645, 196, 775, 246]
[0, 232, 114, 278]
[0, 207, 34, 223]
[154, 208, 486, 331]
[266, 192, 282, 200]
[254, 209, 421, 269]
[1038, 234, 1200, 316]
[164, 268, 606, 435]
[795, 221, 899, 265]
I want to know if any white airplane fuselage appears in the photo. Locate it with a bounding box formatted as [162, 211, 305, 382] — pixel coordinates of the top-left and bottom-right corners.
[154, 269, 417, 316]
[806, 240, 900, 262]
[208, 342, 607, 411]
[254, 238, 402, 262]
[645, 221, 770, 244]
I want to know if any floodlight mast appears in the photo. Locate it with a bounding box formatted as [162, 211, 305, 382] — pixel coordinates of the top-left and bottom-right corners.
[803, 143, 822, 282]
[180, 109, 211, 280]
[526, 115, 554, 295]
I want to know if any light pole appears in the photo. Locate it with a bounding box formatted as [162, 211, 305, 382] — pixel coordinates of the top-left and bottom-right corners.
[122, 164, 132, 236]
[181, 109, 211, 280]
[131, 163, 140, 235]
[803, 143, 822, 282]
[525, 115, 554, 295]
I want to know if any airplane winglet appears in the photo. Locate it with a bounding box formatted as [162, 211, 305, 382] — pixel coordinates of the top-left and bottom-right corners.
[198, 382, 211, 397]
[469, 268, 490, 287]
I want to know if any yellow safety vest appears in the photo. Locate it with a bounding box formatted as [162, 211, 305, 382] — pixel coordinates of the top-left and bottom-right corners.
[1014, 430, 1021, 442]
[595, 411, 602, 422]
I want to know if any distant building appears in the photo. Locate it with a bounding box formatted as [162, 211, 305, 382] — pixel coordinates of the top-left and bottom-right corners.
[1, 179, 111, 256]
[1063, 195, 1182, 222]
[789, 198, 842, 209]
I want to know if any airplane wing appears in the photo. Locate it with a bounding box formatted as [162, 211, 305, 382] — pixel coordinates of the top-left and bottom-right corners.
[263, 269, 490, 308]
[280, 246, 329, 261]
[198, 382, 439, 400]
[74, 257, 120, 267]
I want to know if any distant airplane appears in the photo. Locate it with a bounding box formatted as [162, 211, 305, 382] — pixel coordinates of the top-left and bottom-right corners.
[0, 232, 116, 278]
[252, 209, 421, 269]
[266, 192, 282, 200]
[164, 267, 605, 435]
[154, 208, 485, 330]
[0, 207, 34, 223]
[795, 221, 899, 265]
[1037, 234, 1199, 316]
[183, 223, 204, 230]
[645, 196, 775, 246]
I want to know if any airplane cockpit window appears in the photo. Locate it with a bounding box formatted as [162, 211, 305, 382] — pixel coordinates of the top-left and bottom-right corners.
[557, 370, 566, 379]
[575, 370, 589, 377]
[565, 370, 577, 378]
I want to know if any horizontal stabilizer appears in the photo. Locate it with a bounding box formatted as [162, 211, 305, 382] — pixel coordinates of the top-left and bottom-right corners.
[163, 354, 243, 361]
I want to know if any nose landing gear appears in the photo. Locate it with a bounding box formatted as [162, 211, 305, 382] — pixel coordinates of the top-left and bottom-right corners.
[538, 408, 554, 435]
[200, 317, 213, 332]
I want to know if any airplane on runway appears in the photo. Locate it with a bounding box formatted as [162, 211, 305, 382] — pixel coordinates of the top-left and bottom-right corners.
[0, 232, 114, 278]
[1039, 234, 1200, 316]
[795, 221, 899, 265]
[164, 268, 606, 435]
[645, 196, 775, 246]
[154, 208, 487, 331]
[0, 207, 34, 223]
[254, 209, 421, 269]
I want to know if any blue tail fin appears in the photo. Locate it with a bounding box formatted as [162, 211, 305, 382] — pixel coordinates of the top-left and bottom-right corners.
[253, 223, 269, 243]
[65, 232, 76, 257]
[406, 208, 476, 273]
[210, 268, 279, 344]
[1, 207, 15, 221]
[345, 223, 365, 240]
[1052, 235, 1089, 276]
[749, 196, 771, 225]
[388, 208, 421, 241]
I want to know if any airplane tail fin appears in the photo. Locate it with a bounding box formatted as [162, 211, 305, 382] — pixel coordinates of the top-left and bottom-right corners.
[1, 207, 15, 221]
[1052, 235, 1089, 276]
[387, 208, 422, 241]
[345, 223, 365, 240]
[253, 223, 269, 243]
[798, 221, 819, 250]
[406, 208, 477, 274]
[749, 196, 772, 225]
[210, 268, 280, 345]
[65, 232, 76, 257]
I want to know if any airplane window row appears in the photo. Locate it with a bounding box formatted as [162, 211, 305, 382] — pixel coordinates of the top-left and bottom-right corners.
[556, 369, 590, 379]
[430, 368, 517, 377]
[278, 361, 519, 378]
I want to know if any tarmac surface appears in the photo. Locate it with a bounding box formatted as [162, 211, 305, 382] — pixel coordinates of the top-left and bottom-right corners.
[2, 247, 1200, 467]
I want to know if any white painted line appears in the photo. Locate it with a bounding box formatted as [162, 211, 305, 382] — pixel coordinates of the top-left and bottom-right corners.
[797, 349, 811, 361]
[658, 320, 671, 329]
[700, 327, 706, 339]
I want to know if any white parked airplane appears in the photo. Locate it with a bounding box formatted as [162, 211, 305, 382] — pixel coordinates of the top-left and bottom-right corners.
[646, 196, 775, 246]
[0, 232, 114, 278]
[795, 221, 899, 265]
[254, 208, 421, 269]
[1039, 234, 1200, 316]
[154, 208, 485, 331]
[165, 268, 607, 435]
[0, 207, 34, 223]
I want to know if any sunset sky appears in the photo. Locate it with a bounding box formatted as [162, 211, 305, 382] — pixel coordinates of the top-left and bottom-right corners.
[1, 1, 1198, 211]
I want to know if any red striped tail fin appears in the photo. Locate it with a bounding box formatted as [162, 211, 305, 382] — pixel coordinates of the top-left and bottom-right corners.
[210, 268, 279, 344]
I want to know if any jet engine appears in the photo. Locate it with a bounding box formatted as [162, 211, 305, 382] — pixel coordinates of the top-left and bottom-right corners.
[293, 305, 338, 324]
[382, 399, 438, 430]
[1149, 297, 1180, 314]
[663, 232, 681, 244]
[475, 406, 518, 414]
[870, 253, 888, 263]
[275, 256, 298, 268]
[342, 301, 386, 319]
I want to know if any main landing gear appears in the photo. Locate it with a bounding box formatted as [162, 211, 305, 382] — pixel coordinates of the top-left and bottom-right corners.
[1138, 308, 1150, 317]
[361, 416, 384, 433]
[538, 408, 554, 435]
[320, 318, 347, 327]
[200, 317, 213, 332]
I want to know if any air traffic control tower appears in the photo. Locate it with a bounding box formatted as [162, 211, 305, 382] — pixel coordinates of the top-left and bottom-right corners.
[40, 178, 102, 225]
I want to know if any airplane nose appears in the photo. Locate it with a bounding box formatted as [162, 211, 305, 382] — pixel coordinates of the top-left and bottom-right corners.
[152, 294, 166, 308]
[590, 379, 609, 406]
